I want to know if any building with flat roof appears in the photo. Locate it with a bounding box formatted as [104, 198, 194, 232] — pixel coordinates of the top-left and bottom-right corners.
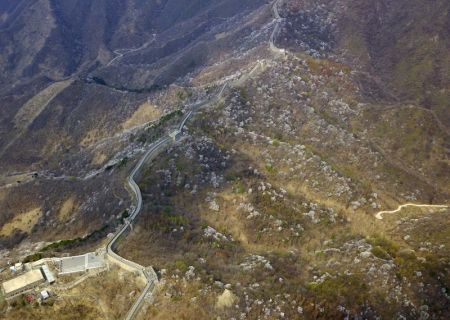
[1, 269, 45, 299]
[41, 265, 55, 284]
[40, 290, 49, 300]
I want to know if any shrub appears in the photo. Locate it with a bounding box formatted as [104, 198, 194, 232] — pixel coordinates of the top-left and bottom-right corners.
[308, 274, 368, 306]
[265, 163, 276, 174]
[371, 246, 391, 260]
[23, 252, 43, 263]
[272, 139, 281, 147]
[233, 180, 245, 194]
[174, 260, 188, 272]
[119, 210, 130, 224]
[117, 157, 129, 168]
[368, 236, 399, 258]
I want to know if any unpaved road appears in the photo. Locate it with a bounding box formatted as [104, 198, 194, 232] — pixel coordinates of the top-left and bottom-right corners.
[375, 203, 449, 220]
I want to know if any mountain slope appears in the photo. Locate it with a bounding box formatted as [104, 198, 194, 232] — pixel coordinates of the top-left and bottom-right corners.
[0, 0, 449, 319]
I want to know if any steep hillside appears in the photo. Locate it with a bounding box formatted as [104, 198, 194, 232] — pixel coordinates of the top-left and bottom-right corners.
[278, 0, 450, 124]
[0, 0, 449, 319]
[0, 0, 266, 92]
[0, 0, 268, 251]
[337, 0, 450, 124]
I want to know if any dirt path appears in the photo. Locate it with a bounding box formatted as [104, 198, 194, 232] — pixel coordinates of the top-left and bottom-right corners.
[375, 203, 449, 220]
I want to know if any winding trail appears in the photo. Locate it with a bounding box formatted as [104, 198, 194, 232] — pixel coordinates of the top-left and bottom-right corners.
[375, 203, 449, 220]
[11, 1, 284, 319]
[105, 82, 229, 320]
[105, 2, 284, 318]
[266, 0, 450, 225]
[106, 35, 156, 67]
[106, 6, 449, 319]
[269, 0, 286, 56]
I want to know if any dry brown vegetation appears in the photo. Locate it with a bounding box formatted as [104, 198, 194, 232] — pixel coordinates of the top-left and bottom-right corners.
[122, 102, 162, 130]
[0, 267, 143, 320]
[1, 0, 449, 318]
[0, 208, 42, 237]
[117, 37, 449, 318]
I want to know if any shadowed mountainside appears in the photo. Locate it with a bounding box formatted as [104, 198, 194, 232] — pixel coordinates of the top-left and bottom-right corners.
[0, 0, 268, 250]
[0, 0, 266, 92]
[279, 0, 450, 126]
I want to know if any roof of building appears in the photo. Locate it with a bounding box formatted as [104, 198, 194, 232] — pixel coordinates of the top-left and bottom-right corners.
[2, 269, 44, 294]
[41, 265, 55, 283]
[40, 290, 49, 299]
